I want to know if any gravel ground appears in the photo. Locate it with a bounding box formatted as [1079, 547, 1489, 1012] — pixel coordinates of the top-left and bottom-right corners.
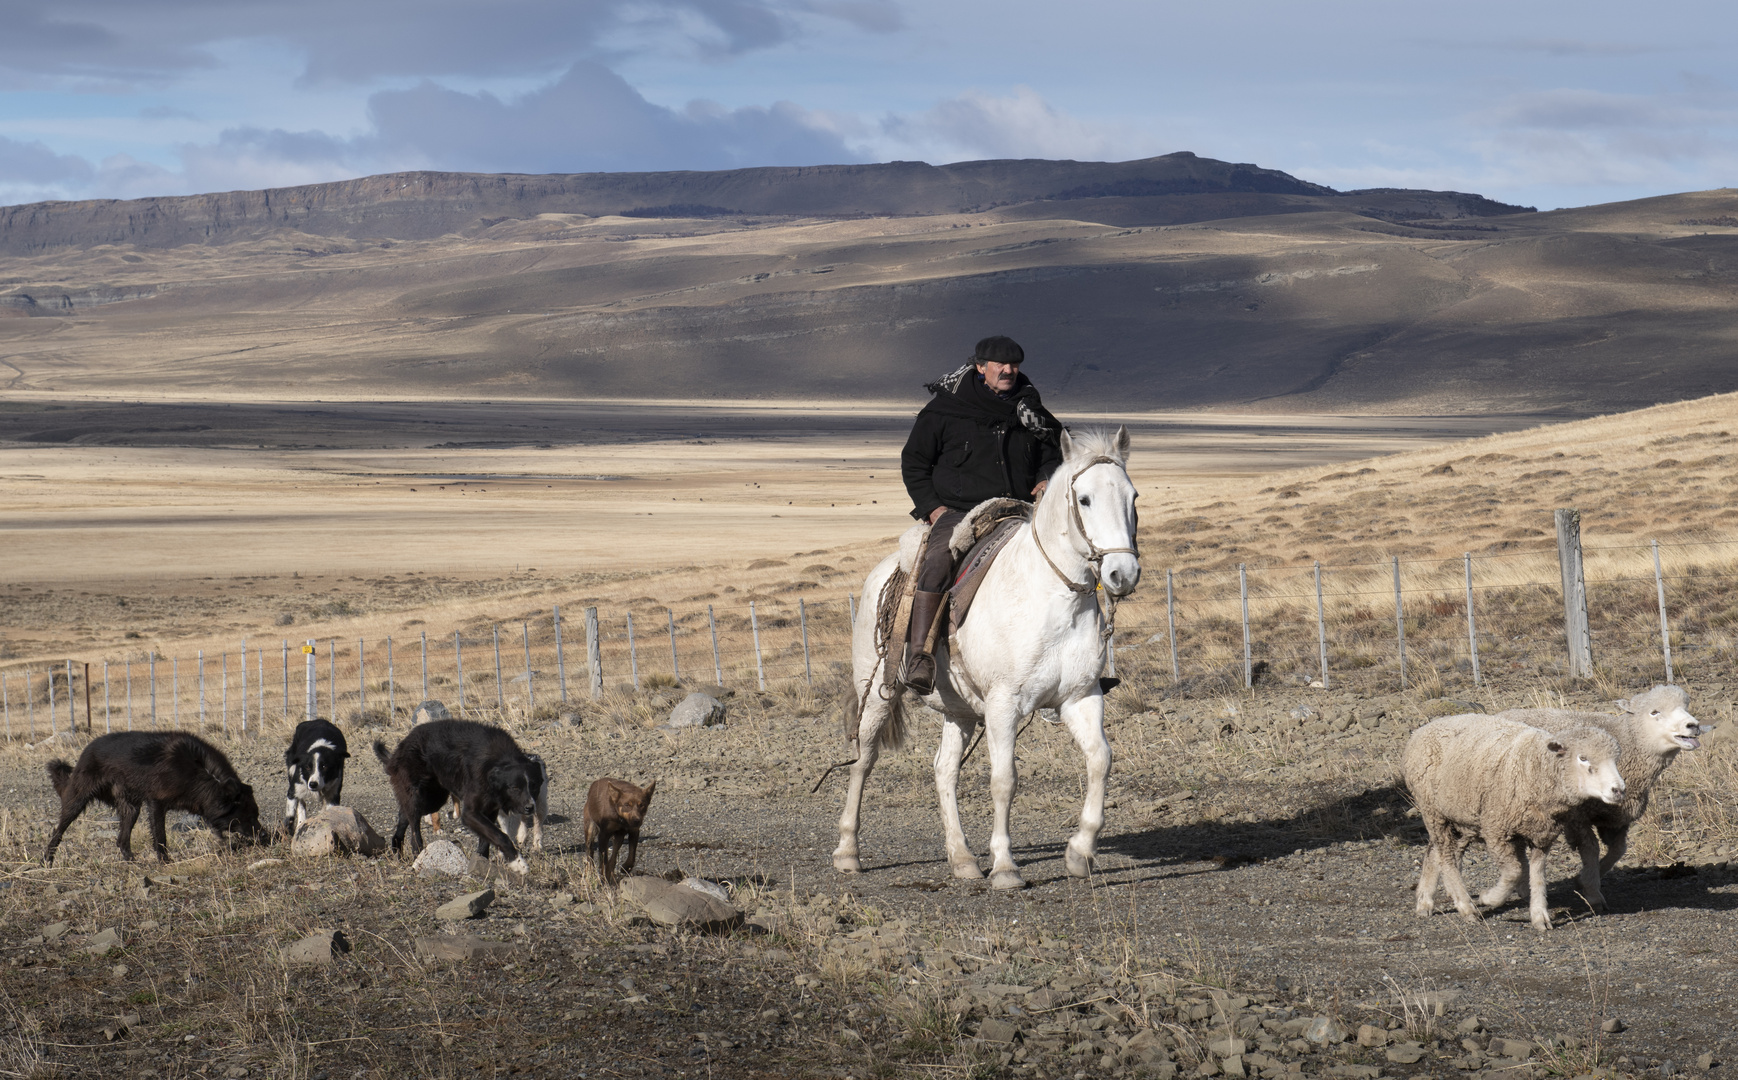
[1, 677, 1734, 1079]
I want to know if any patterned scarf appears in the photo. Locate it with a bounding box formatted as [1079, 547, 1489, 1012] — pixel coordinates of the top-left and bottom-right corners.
[923, 363, 1057, 442]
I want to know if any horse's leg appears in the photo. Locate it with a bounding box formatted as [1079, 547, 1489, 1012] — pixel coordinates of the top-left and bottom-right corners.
[833, 691, 887, 873]
[935, 715, 983, 879]
[983, 700, 1026, 890]
[1060, 690, 1112, 879]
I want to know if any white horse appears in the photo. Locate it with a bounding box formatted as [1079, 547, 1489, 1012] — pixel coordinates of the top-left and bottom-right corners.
[834, 427, 1141, 889]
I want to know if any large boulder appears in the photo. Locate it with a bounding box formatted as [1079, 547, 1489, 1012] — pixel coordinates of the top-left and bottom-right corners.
[663, 692, 726, 730]
[291, 806, 387, 858]
[619, 876, 742, 933]
[414, 700, 452, 724]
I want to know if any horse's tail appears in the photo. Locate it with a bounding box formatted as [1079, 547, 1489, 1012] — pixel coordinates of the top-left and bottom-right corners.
[876, 689, 908, 753]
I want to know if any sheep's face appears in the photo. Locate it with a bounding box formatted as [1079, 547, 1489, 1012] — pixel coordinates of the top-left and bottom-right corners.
[1552, 731, 1625, 805]
[1622, 688, 1701, 754]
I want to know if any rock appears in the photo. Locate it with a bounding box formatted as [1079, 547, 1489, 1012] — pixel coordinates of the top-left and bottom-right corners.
[549, 892, 575, 911]
[82, 928, 121, 955]
[680, 877, 731, 904]
[1697, 1053, 1716, 1071]
[413, 839, 471, 879]
[978, 1018, 1019, 1044]
[246, 858, 284, 872]
[283, 930, 350, 966]
[1457, 1017, 1485, 1035]
[1492, 1038, 1536, 1059]
[1304, 1017, 1349, 1045]
[1197, 1059, 1220, 1077]
[436, 889, 496, 921]
[414, 934, 523, 961]
[43, 921, 70, 941]
[101, 1013, 142, 1041]
[665, 692, 726, 729]
[1209, 1038, 1247, 1058]
[291, 806, 386, 858]
[1386, 1043, 1427, 1064]
[413, 700, 452, 724]
[1602, 1019, 1626, 1034]
[618, 876, 741, 932]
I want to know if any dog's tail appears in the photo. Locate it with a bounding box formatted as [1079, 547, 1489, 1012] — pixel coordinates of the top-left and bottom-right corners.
[45, 760, 73, 797]
[372, 739, 391, 765]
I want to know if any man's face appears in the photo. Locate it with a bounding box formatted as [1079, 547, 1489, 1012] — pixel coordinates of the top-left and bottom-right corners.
[978, 359, 1021, 393]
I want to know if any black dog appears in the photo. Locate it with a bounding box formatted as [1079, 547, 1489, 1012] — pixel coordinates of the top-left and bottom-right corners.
[284, 718, 349, 836]
[373, 719, 539, 873]
[43, 732, 265, 865]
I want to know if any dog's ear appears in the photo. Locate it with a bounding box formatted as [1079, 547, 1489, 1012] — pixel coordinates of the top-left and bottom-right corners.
[640, 780, 656, 805]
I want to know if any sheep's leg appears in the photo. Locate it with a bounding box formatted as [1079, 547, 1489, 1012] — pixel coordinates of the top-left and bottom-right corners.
[935, 715, 983, 879]
[1429, 820, 1479, 920]
[833, 689, 887, 874]
[1596, 823, 1628, 876]
[1573, 826, 1608, 914]
[1414, 842, 1443, 917]
[1480, 838, 1527, 909]
[1061, 691, 1112, 880]
[1527, 844, 1554, 931]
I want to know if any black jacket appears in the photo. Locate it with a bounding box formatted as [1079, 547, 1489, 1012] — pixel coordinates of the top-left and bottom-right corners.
[902, 369, 1063, 521]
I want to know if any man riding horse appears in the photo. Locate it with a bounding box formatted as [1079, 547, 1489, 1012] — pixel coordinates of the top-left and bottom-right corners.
[899, 335, 1063, 694]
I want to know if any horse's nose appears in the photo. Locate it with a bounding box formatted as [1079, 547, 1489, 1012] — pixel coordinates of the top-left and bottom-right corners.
[1102, 560, 1141, 597]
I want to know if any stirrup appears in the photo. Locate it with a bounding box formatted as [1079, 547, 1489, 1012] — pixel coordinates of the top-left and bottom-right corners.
[901, 650, 937, 695]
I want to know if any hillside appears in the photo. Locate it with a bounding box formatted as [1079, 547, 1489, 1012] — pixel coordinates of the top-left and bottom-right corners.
[3, 156, 1737, 413]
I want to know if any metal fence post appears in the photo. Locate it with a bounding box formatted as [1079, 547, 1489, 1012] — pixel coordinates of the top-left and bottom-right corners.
[1, 675, 8, 741]
[454, 632, 465, 715]
[522, 622, 533, 715]
[240, 638, 248, 733]
[708, 605, 722, 685]
[1314, 561, 1329, 690]
[626, 615, 640, 691]
[1166, 569, 1179, 684]
[1239, 563, 1252, 689]
[1555, 508, 1593, 679]
[1653, 539, 1674, 684]
[48, 665, 57, 739]
[257, 647, 265, 731]
[799, 599, 813, 686]
[585, 607, 602, 700]
[69, 658, 79, 732]
[281, 639, 289, 719]
[1392, 556, 1407, 689]
[305, 640, 317, 720]
[554, 606, 567, 704]
[28, 667, 36, 738]
[82, 661, 90, 733]
[668, 609, 680, 683]
[421, 631, 429, 702]
[103, 661, 111, 734]
[386, 636, 394, 719]
[750, 602, 766, 691]
[1464, 552, 1481, 686]
[493, 625, 505, 712]
[848, 593, 856, 626]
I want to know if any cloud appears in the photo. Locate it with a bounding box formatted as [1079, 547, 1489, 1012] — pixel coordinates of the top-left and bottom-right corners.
[0, 134, 94, 186]
[878, 87, 1159, 163]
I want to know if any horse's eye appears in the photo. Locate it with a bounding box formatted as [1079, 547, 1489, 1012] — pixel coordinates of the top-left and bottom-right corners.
[1079, 495, 1091, 507]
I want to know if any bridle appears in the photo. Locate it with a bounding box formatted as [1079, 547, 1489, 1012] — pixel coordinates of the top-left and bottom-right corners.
[1032, 455, 1140, 640]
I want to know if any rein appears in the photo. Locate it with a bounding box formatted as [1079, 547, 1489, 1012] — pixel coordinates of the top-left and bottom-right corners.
[1031, 454, 1139, 641]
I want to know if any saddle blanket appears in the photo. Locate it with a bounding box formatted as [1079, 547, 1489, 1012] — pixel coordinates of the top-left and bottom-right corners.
[948, 515, 1027, 633]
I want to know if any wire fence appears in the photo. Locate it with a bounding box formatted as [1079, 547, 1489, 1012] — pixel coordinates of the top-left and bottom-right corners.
[5, 529, 1735, 742]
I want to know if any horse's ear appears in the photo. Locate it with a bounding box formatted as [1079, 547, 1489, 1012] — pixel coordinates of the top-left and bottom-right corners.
[1113, 425, 1130, 462]
[1059, 428, 1075, 458]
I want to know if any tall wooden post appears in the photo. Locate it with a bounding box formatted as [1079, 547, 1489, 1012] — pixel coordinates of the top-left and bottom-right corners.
[1555, 509, 1593, 678]
[585, 607, 603, 700]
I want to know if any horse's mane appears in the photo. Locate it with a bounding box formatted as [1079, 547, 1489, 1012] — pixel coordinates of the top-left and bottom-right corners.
[1062, 427, 1124, 463]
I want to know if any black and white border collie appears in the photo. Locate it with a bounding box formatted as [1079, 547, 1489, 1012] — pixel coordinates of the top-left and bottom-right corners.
[426, 751, 547, 851]
[284, 719, 349, 835]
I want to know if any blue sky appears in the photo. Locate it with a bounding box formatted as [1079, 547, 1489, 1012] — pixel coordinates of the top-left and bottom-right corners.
[1, 0, 1733, 211]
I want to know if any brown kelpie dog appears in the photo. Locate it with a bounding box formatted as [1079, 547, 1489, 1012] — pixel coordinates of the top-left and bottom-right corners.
[581, 778, 655, 884]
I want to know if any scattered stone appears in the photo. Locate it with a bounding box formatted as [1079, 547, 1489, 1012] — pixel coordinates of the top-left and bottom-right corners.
[617, 875, 742, 932]
[414, 934, 523, 961]
[436, 889, 496, 921]
[413, 839, 471, 879]
[1386, 1042, 1427, 1064]
[680, 877, 731, 904]
[82, 928, 121, 955]
[283, 930, 350, 966]
[1357, 1024, 1390, 1047]
[413, 700, 452, 724]
[42, 921, 69, 941]
[550, 892, 575, 911]
[1209, 1038, 1247, 1058]
[1492, 1038, 1537, 1059]
[246, 858, 284, 872]
[1602, 1019, 1626, 1034]
[978, 1018, 1019, 1044]
[291, 806, 387, 858]
[1697, 1053, 1716, 1071]
[1327, 1066, 1382, 1079]
[1221, 1055, 1247, 1078]
[225, 1067, 248, 1079]
[101, 1013, 142, 1041]
[1457, 1017, 1486, 1035]
[663, 692, 726, 729]
[1304, 1017, 1349, 1045]
[110, 964, 129, 979]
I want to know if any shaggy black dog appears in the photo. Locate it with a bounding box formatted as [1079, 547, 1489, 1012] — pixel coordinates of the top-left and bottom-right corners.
[373, 719, 539, 872]
[284, 718, 349, 836]
[43, 732, 265, 865]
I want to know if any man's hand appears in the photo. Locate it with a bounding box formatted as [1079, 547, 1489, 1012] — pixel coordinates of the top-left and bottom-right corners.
[928, 506, 947, 525]
[1031, 480, 1048, 499]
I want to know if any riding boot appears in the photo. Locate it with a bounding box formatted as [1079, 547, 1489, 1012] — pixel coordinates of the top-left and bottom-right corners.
[901, 590, 946, 695]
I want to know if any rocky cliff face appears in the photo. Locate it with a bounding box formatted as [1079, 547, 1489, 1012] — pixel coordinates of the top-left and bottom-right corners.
[0, 153, 1529, 254]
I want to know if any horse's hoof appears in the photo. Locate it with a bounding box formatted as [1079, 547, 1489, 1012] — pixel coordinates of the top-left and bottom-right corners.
[990, 870, 1027, 890]
[952, 861, 984, 880]
[1065, 847, 1094, 878]
[833, 852, 861, 873]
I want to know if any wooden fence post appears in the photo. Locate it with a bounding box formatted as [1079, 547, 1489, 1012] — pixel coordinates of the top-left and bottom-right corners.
[1464, 552, 1481, 686]
[454, 632, 465, 715]
[493, 625, 505, 712]
[305, 640, 317, 720]
[554, 606, 567, 704]
[668, 609, 680, 683]
[799, 599, 812, 687]
[420, 631, 429, 702]
[586, 607, 602, 700]
[523, 622, 534, 714]
[84, 662, 92, 733]
[708, 605, 722, 685]
[1653, 539, 1674, 684]
[1392, 556, 1407, 690]
[1555, 508, 1593, 678]
[750, 602, 766, 691]
[1166, 569, 1179, 684]
[1314, 561, 1329, 690]
[627, 615, 640, 691]
[240, 638, 248, 733]
[1239, 563, 1252, 690]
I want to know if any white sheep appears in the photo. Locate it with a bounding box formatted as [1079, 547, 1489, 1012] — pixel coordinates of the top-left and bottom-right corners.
[1404, 714, 1625, 931]
[1495, 685, 1702, 912]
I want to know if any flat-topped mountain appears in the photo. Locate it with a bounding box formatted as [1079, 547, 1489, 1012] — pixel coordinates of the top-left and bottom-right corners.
[0, 153, 1526, 254]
